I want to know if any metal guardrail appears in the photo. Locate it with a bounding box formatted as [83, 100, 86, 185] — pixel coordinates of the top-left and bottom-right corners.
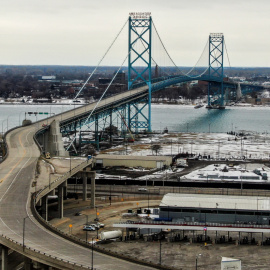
[0, 233, 93, 270]
[116, 220, 270, 229]
[35, 158, 92, 203]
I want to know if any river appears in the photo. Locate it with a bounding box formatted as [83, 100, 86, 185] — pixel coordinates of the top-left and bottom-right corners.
[0, 103, 269, 134]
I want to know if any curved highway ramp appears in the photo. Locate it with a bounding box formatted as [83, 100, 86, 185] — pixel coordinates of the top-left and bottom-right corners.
[0, 88, 157, 269]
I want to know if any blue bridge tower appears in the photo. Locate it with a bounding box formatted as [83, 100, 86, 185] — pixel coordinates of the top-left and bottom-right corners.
[128, 12, 152, 132]
[207, 33, 225, 109]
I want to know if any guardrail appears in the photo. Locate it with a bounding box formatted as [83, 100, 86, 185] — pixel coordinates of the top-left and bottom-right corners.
[31, 193, 176, 270]
[35, 158, 92, 203]
[116, 220, 270, 230]
[0, 232, 94, 270]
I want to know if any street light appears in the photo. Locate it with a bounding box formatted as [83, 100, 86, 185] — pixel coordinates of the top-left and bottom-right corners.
[19, 111, 26, 126]
[91, 237, 94, 270]
[196, 254, 202, 270]
[23, 215, 33, 252]
[82, 214, 89, 242]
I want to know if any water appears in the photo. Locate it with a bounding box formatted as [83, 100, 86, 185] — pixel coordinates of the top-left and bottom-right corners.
[152, 104, 270, 133]
[0, 103, 269, 134]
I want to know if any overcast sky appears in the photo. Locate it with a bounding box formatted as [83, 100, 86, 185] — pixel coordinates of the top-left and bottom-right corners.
[1, 0, 269, 67]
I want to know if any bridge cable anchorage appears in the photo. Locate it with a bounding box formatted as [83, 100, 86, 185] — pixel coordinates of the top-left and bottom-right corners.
[152, 21, 210, 78]
[66, 50, 131, 151]
[74, 18, 128, 100]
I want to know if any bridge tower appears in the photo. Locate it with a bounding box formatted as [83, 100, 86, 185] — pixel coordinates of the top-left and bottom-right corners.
[128, 12, 152, 132]
[207, 33, 225, 109]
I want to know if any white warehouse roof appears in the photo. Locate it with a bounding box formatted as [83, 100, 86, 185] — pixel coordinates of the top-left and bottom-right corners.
[160, 193, 270, 212]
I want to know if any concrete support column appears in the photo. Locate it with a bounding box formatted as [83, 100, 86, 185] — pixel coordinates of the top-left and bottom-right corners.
[32, 261, 49, 269]
[90, 172, 96, 208]
[63, 180, 67, 198]
[24, 257, 32, 270]
[58, 183, 64, 219]
[49, 189, 55, 196]
[1, 245, 8, 270]
[82, 173, 87, 201]
[41, 196, 48, 221]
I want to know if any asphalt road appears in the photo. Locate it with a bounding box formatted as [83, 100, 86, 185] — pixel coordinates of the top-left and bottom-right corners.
[0, 87, 157, 269]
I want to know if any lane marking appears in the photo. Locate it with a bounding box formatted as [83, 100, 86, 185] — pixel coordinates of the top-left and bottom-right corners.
[0, 130, 28, 183]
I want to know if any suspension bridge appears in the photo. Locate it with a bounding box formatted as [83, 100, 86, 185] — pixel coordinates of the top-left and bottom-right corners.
[0, 14, 266, 270]
[53, 12, 264, 152]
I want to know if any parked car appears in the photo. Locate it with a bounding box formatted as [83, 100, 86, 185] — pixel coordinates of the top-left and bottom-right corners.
[83, 225, 95, 231]
[138, 187, 148, 192]
[96, 222, 105, 228]
[90, 222, 105, 229]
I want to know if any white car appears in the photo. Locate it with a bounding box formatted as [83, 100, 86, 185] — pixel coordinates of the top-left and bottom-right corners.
[138, 187, 148, 192]
[83, 225, 95, 231]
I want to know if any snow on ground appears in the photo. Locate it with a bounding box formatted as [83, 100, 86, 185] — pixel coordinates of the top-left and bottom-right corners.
[184, 163, 270, 183]
[100, 132, 270, 161]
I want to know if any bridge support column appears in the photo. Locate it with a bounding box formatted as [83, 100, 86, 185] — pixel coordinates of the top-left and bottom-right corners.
[90, 172, 96, 208]
[41, 196, 48, 221]
[1, 245, 8, 270]
[32, 261, 50, 269]
[24, 257, 32, 270]
[82, 173, 87, 201]
[58, 183, 65, 219]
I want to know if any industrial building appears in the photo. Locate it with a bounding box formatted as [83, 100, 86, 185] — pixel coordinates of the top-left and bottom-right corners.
[94, 154, 172, 169]
[159, 193, 270, 225]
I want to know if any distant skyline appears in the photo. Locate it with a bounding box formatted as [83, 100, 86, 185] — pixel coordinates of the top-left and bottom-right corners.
[1, 0, 270, 67]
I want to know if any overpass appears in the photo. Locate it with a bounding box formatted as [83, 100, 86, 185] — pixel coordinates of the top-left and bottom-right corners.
[0, 86, 160, 269]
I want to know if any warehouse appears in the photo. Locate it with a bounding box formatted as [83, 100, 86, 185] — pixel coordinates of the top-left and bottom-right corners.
[159, 193, 270, 225]
[94, 154, 172, 169]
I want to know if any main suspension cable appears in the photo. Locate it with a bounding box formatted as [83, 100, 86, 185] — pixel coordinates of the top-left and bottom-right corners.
[74, 18, 128, 100]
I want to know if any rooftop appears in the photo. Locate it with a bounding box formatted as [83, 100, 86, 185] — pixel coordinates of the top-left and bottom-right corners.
[160, 193, 270, 212]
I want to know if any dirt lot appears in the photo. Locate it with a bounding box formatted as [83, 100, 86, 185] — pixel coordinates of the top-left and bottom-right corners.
[50, 198, 270, 270]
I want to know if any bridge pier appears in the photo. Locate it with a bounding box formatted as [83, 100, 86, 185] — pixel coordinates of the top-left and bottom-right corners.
[77, 171, 96, 207]
[41, 196, 48, 221]
[1, 244, 8, 270]
[24, 257, 32, 270]
[32, 261, 50, 269]
[90, 171, 96, 208]
[82, 173, 87, 201]
[57, 182, 66, 219]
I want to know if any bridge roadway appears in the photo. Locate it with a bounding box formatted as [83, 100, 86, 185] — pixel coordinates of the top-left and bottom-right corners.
[0, 86, 155, 269]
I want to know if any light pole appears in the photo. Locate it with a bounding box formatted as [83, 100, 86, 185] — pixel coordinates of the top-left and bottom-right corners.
[6, 115, 11, 131]
[69, 152, 72, 173]
[1, 119, 7, 135]
[91, 237, 94, 270]
[196, 254, 202, 270]
[82, 214, 89, 242]
[23, 215, 33, 252]
[19, 111, 26, 126]
[159, 236, 162, 265]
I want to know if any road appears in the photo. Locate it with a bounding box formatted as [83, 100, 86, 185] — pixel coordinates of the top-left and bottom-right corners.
[0, 87, 157, 269]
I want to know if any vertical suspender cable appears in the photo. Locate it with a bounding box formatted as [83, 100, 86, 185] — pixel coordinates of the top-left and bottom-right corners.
[74, 19, 128, 100]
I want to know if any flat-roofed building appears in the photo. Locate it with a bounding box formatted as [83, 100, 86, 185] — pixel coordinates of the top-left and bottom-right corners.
[94, 154, 172, 169]
[160, 193, 270, 225]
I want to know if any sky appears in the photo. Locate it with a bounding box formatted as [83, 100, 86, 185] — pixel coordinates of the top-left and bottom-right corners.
[1, 0, 270, 67]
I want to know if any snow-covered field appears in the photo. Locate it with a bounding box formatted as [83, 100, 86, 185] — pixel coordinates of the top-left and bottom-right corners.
[100, 132, 270, 161]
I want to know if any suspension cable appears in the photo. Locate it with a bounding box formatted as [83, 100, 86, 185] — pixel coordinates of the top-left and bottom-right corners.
[66, 51, 130, 150]
[74, 18, 128, 100]
[152, 21, 210, 79]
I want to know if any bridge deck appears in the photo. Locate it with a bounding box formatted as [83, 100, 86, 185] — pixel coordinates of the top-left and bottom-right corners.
[0, 88, 156, 269]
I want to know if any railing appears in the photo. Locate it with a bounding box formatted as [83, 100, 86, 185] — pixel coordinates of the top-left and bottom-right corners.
[0, 233, 93, 270]
[115, 220, 270, 229]
[35, 158, 92, 203]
